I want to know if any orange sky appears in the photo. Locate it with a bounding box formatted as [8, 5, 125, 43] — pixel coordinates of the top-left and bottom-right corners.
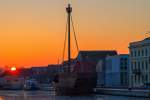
[0, 0, 150, 67]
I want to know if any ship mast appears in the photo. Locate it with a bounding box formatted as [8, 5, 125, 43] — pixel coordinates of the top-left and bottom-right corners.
[66, 4, 72, 72]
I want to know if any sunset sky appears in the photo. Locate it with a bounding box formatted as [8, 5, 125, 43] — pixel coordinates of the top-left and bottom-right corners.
[0, 0, 150, 67]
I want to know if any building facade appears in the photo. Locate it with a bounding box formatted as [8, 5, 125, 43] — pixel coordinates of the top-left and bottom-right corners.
[72, 50, 117, 73]
[129, 38, 150, 87]
[30, 65, 62, 83]
[105, 54, 129, 87]
[95, 51, 118, 87]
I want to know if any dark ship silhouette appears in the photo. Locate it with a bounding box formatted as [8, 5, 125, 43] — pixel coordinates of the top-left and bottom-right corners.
[53, 4, 117, 95]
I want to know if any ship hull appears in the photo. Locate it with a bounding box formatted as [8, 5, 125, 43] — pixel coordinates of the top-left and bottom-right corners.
[54, 72, 96, 95]
[54, 72, 77, 95]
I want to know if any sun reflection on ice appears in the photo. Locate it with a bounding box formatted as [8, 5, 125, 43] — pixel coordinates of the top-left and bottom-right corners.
[0, 97, 4, 100]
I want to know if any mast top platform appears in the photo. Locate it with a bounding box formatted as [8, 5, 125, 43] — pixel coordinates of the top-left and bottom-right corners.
[66, 4, 72, 13]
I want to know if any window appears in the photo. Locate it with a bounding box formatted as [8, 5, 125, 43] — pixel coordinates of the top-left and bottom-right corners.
[145, 61, 148, 70]
[138, 61, 140, 70]
[124, 66, 127, 70]
[149, 58, 150, 64]
[142, 61, 144, 70]
[138, 76, 140, 83]
[134, 61, 137, 69]
[120, 62, 123, 66]
[124, 58, 127, 61]
[134, 51, 137, 57]
[142, 50, 144, 56]
[120, 66, 123, 70]
[145, 75, 148, 83]
[142, 75, 144, 83]
[125, 61, 128, 65]
[135, 75, 137, 83]
[138, 50, 141, 56]
[145, 49, 148, 56]
[120, 58, 124, 61]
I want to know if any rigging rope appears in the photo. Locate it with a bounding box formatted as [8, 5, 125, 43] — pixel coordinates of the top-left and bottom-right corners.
[71, 15, 79, 52]
[62, 14, 79, 63]
[62, 18, 68, 62]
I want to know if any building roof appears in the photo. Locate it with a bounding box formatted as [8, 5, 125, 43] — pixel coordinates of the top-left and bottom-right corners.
[78, 50, 118, 62]
[106, 54, 129, 60]
[129, 37, 150, 48]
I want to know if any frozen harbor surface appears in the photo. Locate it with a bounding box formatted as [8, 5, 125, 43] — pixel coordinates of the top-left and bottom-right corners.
[0, 91, 149, 100]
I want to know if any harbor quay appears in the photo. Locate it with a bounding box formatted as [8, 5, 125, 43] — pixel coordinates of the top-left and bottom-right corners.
[94, 87, 150, 97]
[0, 90, 149, 100]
